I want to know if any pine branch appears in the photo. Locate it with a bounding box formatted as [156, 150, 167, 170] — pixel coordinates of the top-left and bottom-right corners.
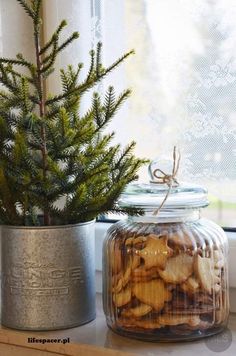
[39, 20, 67, 55]
[45, 49, 134, 106]
[42, 67, 55, 79]
[110, 89, 131, 115]
[106, 206, 144, 217]
[33, 0, 42, 24]
[60, 63, 83, 93]
[0, 57, 32, 68]
[90, 88, 131, 133]
[0, 110, 19, 127]
[57, 32, 79, 54]
[0, 168, 21, 221]
[105, 86, 115, 113]
[92, 92, 103, 128]
[6, 65, 20, 86]
[114, 141, 136, 171]
[40, 37, 58, 73]
[42, 36, 58, 65]
[41, 32, 79, 75]
[96, 42, 103, 78]
[0, 90, 8, 99]
[86, 50, 95, 82]
[20, 77, 33, 114]
[105, 49, 135, 75]
[16, 0, 35, 19]
[0, 64, 19, 93]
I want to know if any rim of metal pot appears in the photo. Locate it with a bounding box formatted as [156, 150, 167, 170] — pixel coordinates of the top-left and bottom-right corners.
[0, 219, 95, 230]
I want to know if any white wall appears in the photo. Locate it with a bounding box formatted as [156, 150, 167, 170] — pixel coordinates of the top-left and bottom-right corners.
[0, 0, 35, 72]
[43, 0, 93, 95]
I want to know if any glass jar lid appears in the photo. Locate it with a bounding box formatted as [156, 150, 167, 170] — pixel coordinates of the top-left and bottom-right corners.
[118, 156, 209, 211]
[118, 182, 208, 210]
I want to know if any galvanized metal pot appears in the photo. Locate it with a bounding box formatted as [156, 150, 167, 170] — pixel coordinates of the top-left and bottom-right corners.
[1, 221, 96, 330]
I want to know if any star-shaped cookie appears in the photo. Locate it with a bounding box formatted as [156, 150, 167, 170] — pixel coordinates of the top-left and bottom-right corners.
[136, 234, 173, 270]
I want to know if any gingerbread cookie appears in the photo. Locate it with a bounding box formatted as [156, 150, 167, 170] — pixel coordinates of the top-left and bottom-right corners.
[168, 230, 196, 250]
[158, 314, 200, 327]
[118, 318, 161, 330]
[132, 279, 172, 311]
[194, 254, 221, 294]
[113, 287, 131, 307]
[111, 241, 122, 274]
[132, 266, 159, 282]
[121, 303, 152, 318]
[181, 276, 199, 294]
[158, 253, 193, 284]
[136, 235, 173, 270]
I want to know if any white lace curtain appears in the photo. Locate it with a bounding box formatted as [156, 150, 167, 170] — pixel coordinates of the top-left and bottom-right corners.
[103, 0, 236, 226]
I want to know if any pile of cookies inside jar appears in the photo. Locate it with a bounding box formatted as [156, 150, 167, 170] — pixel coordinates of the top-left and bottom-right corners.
[106, 222, 229, 341]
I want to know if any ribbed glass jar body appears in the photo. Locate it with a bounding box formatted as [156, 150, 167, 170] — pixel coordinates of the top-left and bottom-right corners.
[102, 212, 229, 341]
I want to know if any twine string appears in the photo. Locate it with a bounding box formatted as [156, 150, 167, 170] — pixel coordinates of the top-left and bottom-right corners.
[152, 146, 181, 216]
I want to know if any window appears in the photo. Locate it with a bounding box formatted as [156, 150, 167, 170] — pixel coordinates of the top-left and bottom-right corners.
[1, 1, 235, 227]
[101, 0, 236, 228]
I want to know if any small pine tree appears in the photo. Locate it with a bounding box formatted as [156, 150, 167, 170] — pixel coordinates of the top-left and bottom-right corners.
[0, 0, 147, 226]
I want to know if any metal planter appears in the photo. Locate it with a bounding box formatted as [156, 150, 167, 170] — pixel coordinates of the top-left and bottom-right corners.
[1, 221, 96, 330]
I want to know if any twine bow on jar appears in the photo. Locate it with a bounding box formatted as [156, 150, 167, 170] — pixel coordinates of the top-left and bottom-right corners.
[152, 146, 181, 216]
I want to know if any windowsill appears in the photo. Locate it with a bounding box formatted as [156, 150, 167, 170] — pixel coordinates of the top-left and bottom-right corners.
[0, 293, 235, 356]
[95, 222, 236, 312]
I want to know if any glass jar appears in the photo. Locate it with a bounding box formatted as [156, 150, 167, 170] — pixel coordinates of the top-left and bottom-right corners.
[102, 164, 229, 341]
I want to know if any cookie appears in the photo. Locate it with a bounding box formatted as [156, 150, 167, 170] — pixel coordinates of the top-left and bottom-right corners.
[112, 278, 123, 293]
[112, 271, 122, 287]
[164, 304, 214, 315]
[181, 276, 199, 294]
[188, 320, 213, 330]
[111, 241, 122, 274]
[132, 266, 158, 279]
[125, 237, 134, 246]
[215, 307, 228, 324]
[215, 292, 228, 324]
[113, 261, 131, 292]
[122, 264, 131, 287]
[213, 250, 225, 269]
[136, 235, 173, 270]
[135, 319, 161, 329]
[194, 255, 221, 294]
[132, 275, 154, 283]
[118, 318, 161, 330]
[121, 303, 152, 318]
[113, 287, 131, 307]
[131, 255, 141, 270]
[132, 279, 172, 311]
[125, 235, 147, 247]
[168, 231, 196, 250]
[158, 253, 193, 284]
[158, 314, 200, 327]
[170, 320, 212, 333]
[214, 284, 221, 293]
